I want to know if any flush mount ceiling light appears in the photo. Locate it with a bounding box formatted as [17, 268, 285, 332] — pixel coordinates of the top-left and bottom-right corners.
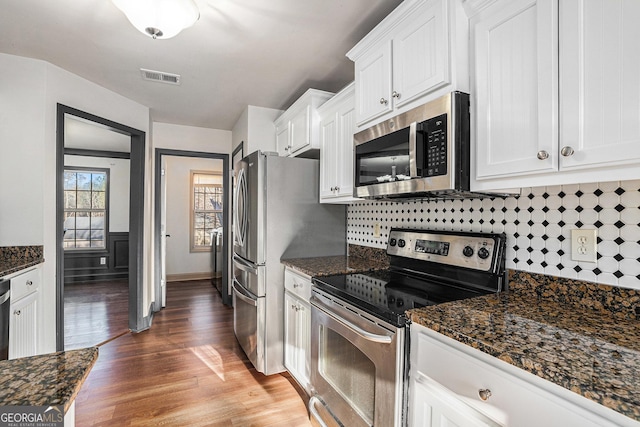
[111, 0, 200, 39]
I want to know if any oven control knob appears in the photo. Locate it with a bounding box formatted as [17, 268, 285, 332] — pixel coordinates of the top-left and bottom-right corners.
[463, 245, 474, 257]
[396, 298, 404, 308]
[398, 239, 406, 248]
[389, 238, 397, 247]
[478, 247, 490, 259]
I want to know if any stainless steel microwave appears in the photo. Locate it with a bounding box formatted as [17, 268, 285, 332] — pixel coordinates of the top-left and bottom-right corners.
[353, 91, 471, 199]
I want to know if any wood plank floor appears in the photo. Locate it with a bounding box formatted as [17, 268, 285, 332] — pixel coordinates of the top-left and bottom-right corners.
[74, 280, 311, 426]
[64, 279, 129, 350]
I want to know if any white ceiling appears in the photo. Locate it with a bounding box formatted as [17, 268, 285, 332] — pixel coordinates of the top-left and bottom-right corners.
[0, 0, 403, 130]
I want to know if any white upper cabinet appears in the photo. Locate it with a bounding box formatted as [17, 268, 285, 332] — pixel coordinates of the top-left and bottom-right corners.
[348, 0, 469, 127]
[471, 0, 640, 190]
[472, 0, 558, 180]
[559, 0, 640, 171]
[319, 83, 361, 203]
[274, 89, 334, 157]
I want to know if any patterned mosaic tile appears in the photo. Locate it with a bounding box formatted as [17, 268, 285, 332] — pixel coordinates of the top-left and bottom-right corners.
[347, 180, 640, 290]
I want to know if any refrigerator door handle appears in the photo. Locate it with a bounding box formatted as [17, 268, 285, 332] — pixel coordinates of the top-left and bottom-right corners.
[234, 167, 248, 248]
[233, 280, 258, 307]
[233, 255, 258, 275]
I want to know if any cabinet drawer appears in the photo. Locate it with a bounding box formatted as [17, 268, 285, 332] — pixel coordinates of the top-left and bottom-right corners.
[411, 325, 622, 427]
[284, 268, 312, 302]
[11, 267, 40, 301]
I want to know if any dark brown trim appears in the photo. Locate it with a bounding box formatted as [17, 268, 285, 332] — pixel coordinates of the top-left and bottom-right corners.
[64, 148, 130, 159]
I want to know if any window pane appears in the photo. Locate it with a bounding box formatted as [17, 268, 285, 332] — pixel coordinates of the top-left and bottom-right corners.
[64, 190, 77, 209]
[194, 212, 205, 228]
[77, 191, 91, 209]
[92, 191, 105, 209]
[63, 212, 76, 230]
[77, 173, 92, 190]
[76, 240, 91, 248]
[76, 212, 90, 229]
[204, 213, 214, 228]
[63, 230, 76, 243]
[92, 173, 106, 191]
[64, 172, 77, 190]
[194, 229, 205, 246]
[203, 231, 212, 246]
[91, 212, 105, 229]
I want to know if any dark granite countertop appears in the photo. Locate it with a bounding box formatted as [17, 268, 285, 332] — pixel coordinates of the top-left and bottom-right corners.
[409, 289, 640, 422]
[281, 244, 390, 277]
[0, 347, 98, 413]
[0, 246, 44, 278]
[281, 255, 386, 277]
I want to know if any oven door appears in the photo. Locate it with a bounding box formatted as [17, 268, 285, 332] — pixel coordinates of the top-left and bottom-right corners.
[310, 290, 404, 427]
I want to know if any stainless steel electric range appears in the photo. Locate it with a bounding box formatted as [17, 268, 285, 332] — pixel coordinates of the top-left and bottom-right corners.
[308, 228, 507, 427]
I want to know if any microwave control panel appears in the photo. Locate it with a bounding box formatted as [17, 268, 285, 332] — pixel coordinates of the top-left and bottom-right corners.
[422, 114, 448, 177]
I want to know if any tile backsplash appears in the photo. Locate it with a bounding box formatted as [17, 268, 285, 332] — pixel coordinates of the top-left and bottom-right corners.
[347, 180, 640, 290]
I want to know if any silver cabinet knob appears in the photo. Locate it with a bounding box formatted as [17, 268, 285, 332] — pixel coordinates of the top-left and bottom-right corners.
[14, 310, 21, 316]
[379, 98, 388, 105]
[536, 150, 549, 160]
[335, 186, 340, 192]
[26, 280, 33, 286]
[392, 91, 400, 99]
[293, 283, 301, 288]
[478, 389, 492, 401]
[284, 146, 290, 151]
[560, 146, 574, 157]
[291, 304, 297, 310]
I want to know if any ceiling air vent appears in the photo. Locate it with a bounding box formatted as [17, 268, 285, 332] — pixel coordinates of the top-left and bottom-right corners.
[140, 68, 181, 85]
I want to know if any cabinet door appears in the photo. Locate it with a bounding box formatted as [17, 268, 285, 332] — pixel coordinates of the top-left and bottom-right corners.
[354, 41, 392, 125]
[410, 372, 502, 427]
[289, 106, 311, 155]
[559, 0, 640, 170]
[473, 0, 558, 179]
[9, 291, 38, 359]
[276, 123, 290, 156]
[335, 105, 357, 199]
[320, 111, 339, 200]
[392, 0, 449, 108]
[284, 292, 310, 389]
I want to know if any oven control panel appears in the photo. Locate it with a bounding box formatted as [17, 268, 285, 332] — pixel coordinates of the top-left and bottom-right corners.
[387, 229, 502, 272]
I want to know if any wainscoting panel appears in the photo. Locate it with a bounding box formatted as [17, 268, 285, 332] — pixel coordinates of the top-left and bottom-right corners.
[64, 232, 129, 283]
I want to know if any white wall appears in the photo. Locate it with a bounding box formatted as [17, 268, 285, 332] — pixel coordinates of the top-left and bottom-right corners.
[0, 52, 151, 353]
[231, 105, 282, 156]
[64, 156, 131, 232]
[164, 156, 223, 276]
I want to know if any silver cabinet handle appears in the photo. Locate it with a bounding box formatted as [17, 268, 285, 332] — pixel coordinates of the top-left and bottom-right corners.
[26, 280, 33, 286]
[335, 186, 339, 192]
[291, 304, 297, 310]
[14, 310, 21, 316]
[392, 91, 400, 99]
[478, 389, 492, 401]
[537, 150, 549, 160]
[293, 282, 302, 288]
[560, 146, 574, 157]
[379, 98, 388, 105]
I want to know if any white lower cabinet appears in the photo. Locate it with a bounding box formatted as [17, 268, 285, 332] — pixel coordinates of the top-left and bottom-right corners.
[409, 323, 634, 427]
[283, 267, 312, 392]
[9, 267, 41, 359]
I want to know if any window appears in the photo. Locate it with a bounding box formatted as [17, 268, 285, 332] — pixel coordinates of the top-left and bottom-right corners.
[63, 168, 108, 250]
[191, 171, 223, 251]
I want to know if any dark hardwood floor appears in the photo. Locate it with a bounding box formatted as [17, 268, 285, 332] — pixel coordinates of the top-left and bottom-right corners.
[74, 280, 311, 426]
[64, 279, 129, 350]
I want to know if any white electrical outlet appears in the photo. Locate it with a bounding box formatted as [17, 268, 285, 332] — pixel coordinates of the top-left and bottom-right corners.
[100, 257, 107, 265]
[373, 222, 381, 238]
[571, 229, 597, 263]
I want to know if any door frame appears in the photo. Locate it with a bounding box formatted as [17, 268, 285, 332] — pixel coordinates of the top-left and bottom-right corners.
[56, 104, 146, 351]
[153, 149, 231, 308]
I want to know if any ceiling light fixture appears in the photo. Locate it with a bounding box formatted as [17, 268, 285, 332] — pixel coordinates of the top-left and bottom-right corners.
[111, 0, 200, 40]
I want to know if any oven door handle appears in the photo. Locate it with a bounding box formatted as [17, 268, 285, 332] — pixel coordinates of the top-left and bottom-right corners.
[233, 280, 258, 307]
[312, 297, 393, 344]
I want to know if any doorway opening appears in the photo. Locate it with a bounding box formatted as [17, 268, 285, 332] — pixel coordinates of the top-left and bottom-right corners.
[154, 149, 231, 309]
[56, 104, 146, 351]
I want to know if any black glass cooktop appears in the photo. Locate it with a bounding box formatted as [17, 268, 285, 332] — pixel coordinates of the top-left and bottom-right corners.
[312, 269, 493, 328]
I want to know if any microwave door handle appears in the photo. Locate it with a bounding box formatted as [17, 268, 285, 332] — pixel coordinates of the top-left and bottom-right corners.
[409, 121, 418, 178]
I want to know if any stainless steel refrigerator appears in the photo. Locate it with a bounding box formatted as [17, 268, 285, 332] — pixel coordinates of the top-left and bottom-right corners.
[232, 151, 346, 375]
